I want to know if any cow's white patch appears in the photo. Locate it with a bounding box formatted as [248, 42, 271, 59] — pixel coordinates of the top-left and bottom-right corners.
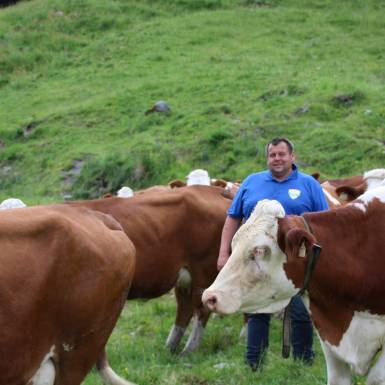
[358, 186, 385, 205]
[349, 186, 385, 213]
[182, 315, 204, 354]
[322, 187, 341, 206]
[117, 186, 134, 198]
[98, 365, 137, 385]
[0, 198, 26, 210]
[175, 267, 192, 290]
[62, 343, 74, 352]
[288, 189, 301, 200]
[323, 311, 385, 379]
[166, 324, 186, 351]
[363, 168, 385, 190]
[186, 169, 210, 186]
[29, 345, 56, 385]
[351, 202, 367, 213]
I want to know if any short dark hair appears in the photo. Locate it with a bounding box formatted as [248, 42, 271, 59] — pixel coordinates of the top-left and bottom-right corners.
[265, 137, 294, 157]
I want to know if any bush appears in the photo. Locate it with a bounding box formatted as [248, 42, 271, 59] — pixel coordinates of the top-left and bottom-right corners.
[71, 149, 175, 199]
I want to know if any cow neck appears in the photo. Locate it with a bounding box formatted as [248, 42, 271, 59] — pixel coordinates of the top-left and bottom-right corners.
[298, 214, 322, 296]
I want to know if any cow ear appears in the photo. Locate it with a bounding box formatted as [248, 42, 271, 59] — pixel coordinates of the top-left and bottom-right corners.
[284, 228, 317, 260]
[168, 179, 186, 188]
[211, 179, 227, 188]
[336, 185, 365, 202]
[311, 172, 320, 181]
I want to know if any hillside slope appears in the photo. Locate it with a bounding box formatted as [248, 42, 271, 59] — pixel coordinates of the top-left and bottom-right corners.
[0, 0, 384, 203]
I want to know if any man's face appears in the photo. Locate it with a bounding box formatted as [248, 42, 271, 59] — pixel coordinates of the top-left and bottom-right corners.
[267, 142, 294, 180]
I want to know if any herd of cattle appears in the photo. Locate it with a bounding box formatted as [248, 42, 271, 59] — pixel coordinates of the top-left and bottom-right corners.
[0, 167, 385, 385]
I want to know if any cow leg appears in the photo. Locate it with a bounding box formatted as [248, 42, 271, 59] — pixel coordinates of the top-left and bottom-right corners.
[165, 286, 193, 353]
[180, 310, 210, 355]
[367, 349, 385, 385]
[96, 348, 137, 385]
[181, 281, 214, 355]
[180, 268, 218, 355]
[320, 340, 352, 385]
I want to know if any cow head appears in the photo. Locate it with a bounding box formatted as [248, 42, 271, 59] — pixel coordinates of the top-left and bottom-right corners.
[168, 179, 186, 188]
[363, 168, 385, 190]
[203, 200, 302, 315]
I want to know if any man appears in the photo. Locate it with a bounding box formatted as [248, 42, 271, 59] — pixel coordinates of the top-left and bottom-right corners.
[217, 137, 328, 370]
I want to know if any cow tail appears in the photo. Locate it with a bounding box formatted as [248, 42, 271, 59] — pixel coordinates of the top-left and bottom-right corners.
[96, 348, 137, 385]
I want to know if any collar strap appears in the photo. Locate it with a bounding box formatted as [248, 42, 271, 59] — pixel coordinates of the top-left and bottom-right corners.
[298, 215, 322, 296]
[282, 304, 291, 359]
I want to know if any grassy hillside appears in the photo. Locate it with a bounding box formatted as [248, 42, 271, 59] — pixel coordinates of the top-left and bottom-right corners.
[1, 0, 384, 203]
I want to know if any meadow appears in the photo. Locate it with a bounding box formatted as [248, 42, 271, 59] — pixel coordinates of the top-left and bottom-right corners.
[1, 0, 384, 384]
[0, 0, 384, 203]
[85, 294, 362, 385]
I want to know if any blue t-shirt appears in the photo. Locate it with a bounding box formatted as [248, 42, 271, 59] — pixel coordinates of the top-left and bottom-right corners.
[228, 165, 328, 219]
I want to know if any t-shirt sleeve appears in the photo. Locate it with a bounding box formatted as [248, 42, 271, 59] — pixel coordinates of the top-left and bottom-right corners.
[227, 182, 246, 218]
[309, 179, 329, 211]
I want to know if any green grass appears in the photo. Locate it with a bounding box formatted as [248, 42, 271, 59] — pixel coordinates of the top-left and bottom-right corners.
[83, 294, 364, 385]
[0, 0, 384, 203]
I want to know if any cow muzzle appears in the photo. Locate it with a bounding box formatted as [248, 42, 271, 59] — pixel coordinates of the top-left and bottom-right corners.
[202, 289, 241, 315]
[202, 291, 218, 312]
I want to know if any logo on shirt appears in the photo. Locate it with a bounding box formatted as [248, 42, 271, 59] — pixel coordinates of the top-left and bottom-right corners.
[288, 189, 301, 200]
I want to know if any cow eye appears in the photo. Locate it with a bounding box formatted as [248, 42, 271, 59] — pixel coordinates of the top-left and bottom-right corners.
[253, 247, 265, 258]
[252, 246, 271, 261]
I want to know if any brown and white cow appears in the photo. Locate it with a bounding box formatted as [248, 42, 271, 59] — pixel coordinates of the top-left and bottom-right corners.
[66, 185, 231, 355]
[316, 168, 385, 205]
[334, 168, 385, 202]
[0, 204, 136, 385]
[203, 186, 385, 385]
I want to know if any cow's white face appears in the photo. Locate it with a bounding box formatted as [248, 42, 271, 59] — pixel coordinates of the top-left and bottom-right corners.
[203, 200, 298, 315]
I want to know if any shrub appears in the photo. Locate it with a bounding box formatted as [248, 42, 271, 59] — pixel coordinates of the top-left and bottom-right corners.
[71, 149, 175, 199]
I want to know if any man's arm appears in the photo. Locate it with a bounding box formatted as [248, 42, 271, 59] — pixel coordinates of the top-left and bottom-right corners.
[217, 216, 242, 270]
[311, 180, 329, 211]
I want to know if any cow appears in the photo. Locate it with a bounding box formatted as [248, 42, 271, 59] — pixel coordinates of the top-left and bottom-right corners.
[314, 169, 385, 204]
[334, 168, 385, 202]
[203, 186, 385, 385]
[66, 185, 231, 355]
[0, 204, 136, 385]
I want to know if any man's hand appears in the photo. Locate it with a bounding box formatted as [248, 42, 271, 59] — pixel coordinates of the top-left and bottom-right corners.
[217, 216, 241, 271]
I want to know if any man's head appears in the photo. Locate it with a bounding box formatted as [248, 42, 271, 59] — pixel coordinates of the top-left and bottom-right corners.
[265, 137, 295, 181]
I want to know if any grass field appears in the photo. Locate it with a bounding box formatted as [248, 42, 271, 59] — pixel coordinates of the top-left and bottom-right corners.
[0, 0, 384, 202]
[83, 294, 364, 385]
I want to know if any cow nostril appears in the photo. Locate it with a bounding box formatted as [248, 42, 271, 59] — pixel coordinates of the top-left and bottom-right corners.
[205, 295, 217, 310]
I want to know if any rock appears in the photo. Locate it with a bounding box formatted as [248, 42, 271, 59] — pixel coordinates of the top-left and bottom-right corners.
[145, 101, 171, 115]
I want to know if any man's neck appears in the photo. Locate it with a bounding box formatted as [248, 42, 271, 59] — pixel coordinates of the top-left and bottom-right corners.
[271, 169, 293, 181]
